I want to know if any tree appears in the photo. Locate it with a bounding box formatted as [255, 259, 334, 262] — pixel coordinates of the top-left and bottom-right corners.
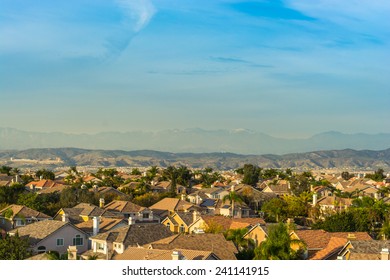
[254, 223, 305, 260]
[240, 164, 261, 186]
[222, 190, 243, 217]
[288, 174, 311, 196]
[0, 165, 12, 176]
[261, 198, 288, 222]
[35, 169, 55, 180]
[224, 228, 255, 260]
[130, 168, 142, 176]
[341, 171, 354, 181]
[365, 169, 385, 182]
[163, 166, 179, 196]
[0, 233, 32, 260]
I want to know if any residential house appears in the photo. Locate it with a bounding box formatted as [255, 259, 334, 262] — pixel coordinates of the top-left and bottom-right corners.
[262, 180, 291, 196]
[149, 198, 199, 219]
[315, 196, 353, 216]
[103, 200, 160, 223]
[75, 217, 127, 237]
[90, 185, 130, 201]
[113, 247, 219, 260]
[146, 233, 238, 260]
[162, 211, 202, 233]
[26, 179, 65, 192]
[337, 240, 390, 260]
[0, 204, 52, 231]
[189, 215, 265, 234]
[243, 223, 272, 247]
[290, 229, 373, 259]
[8, 220, 89, 255]
[84, 223, 174, 259]
[53, 203, 105, 223]
[216, 199, 252, 218]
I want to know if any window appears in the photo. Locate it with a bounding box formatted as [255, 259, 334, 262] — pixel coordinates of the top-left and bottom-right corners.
[142, 213, 149, 219]
[73, 234, 83, 246]
[15, 219, 26, 226]
[97, 242, 105, 250]
[166, 222, 170, 228]
[179, 224, 185, 233]
[37, 246, 46, 253]
[56, 238, 64, 247]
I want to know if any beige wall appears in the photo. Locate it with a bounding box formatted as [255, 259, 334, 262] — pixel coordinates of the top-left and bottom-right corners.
[33, 225, 88, 255]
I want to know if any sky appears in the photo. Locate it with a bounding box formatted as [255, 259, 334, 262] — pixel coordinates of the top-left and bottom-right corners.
[0, 0, 389, 138]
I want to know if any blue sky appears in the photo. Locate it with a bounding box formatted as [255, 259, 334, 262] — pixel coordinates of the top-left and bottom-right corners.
[1, 0, 389, 138]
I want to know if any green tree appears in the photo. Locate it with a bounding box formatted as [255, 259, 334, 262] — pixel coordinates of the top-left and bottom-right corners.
[341, 171, 354, 180]
[240, 164, 261, 186]
[0, 165, 12, 176]
[0, 233, 32, 260]
[288, 174, 311, 196]
[365, 169, 386, 182]
[222, 190, 243, 217]
[35, 169, 55, 180]
[261, 198, 288, 222]
[224, 228, 255, 260]
[131, 168, 142, 175]
[254, 223, 305, 260]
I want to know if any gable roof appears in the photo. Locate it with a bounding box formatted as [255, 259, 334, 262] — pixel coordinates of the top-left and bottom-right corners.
[344, 240, 390, 260]
[150, 198, 196, 212]
[200, 216, 265, 231]
[147, 233, 238, 260]
[291, 229, 372, 250]
[104, 200, 145, 213]
[310, 237, 348, 260]
[90, 224, 174, 247]
[75, 218, 126, 234]
[0, 204, 51, 220]
[26, 179, 65, 189]
[113, 247, 217, 260]
[9, 220, 85, 246]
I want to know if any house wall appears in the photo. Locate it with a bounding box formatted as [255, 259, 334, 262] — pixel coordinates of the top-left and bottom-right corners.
[245, 227, 267, 247]
[33, 225, 88, 255]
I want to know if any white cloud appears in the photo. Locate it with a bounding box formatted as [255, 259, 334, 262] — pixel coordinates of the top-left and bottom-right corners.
[115, 0, 157, 32]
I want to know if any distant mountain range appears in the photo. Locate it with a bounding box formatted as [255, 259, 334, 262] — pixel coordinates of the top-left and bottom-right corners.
[1, 127, 390, 155]
[1, 147, 389, 171]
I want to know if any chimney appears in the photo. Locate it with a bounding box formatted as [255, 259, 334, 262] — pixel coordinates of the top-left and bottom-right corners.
[381, 248, 389, 260]
[193, 211, 199, 222]
[99, 198, 105, 208]
[15, 175, 19, 183]
[181, 194, 186, 201]
[62, 213, 69, 223]
[128, 216, 135, 225]
[171, 250, 183, 260]
[313, 193, 318, 206]
[67, 246, 78, 260]
[374, 192, 379, 200]
[39, 175, 43, 181]
[231, 185, 235, 192]
[93, 217, 100, 236]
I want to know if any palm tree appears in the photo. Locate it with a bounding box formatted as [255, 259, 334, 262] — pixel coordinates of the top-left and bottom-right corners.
[254, 223, 306, 260]
[222, 190, 243, 218]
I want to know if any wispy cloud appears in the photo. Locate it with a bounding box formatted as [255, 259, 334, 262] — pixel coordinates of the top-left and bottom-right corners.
[115, 0, 156, 32]
[210, 56, 273, 68]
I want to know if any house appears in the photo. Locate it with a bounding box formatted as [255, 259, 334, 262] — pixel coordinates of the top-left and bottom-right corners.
[75, 217, 127, 237]
[188, 215, 265, 234]
[337, 240, 390, 260]
[146, 233, 238, 260]
[8, 220, 89, 255]
[149, 197, 199, 219]
[243, 223, 272, 247]
[290, 229, 373, 259]
[84, 223, 174, 259]
[53, 203, 105, 223]
[216, 199, 252, 218]
[315, 196, 353, 215]
[103, 200, 160, 224]
[262, 180, 290, 196]
[112, 247, 219, 260]
[90, 186, 130, 201]
[0, 204, 52, 231]
[162, 211, 202, 233]
[25, 179, 65, 191]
